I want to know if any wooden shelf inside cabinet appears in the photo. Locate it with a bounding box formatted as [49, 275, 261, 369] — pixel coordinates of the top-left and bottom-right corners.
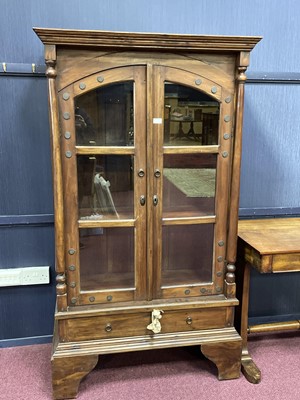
[34, 27, 261, 399]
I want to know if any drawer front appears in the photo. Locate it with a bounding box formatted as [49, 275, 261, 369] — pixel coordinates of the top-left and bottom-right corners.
[63, 307, 228, 341]
[272, 253, 300, 272]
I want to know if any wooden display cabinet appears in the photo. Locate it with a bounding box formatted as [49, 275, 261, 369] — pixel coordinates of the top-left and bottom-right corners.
[34, 28, 261, 399]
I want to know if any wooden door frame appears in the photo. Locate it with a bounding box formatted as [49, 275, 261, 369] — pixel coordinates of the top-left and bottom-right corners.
[59, 65, 147, 306]
[149, 65, 235, 300]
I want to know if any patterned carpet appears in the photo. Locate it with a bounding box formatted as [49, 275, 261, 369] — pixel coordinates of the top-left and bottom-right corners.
[1, 332, 300, 400]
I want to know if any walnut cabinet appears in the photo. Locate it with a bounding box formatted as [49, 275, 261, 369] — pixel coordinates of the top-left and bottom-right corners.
[34, 28, 261, 399]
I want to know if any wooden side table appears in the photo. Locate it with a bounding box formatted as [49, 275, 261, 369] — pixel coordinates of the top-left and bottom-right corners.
[237, 218, 300, 383]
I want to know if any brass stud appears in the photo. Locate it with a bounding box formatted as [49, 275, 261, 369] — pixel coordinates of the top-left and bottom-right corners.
[224, 115, 231, 122]
[138, 169, 145, 178]
[65, 151, 72, 158]
[71, 297, 77, 304]
[89, 296, 95, 302]
[107, 295, 113, 301]
[225, 96, 232, 103]
[64, 131, 71, 140]
[216, 271, 222, 277]
[184, 289, 190, 295]
[218, 240, 225, 247]
[195, 78, 202, 85]
[68, 265, 76, 271]
[63, 112, 70, 120]
[68, 248, 76, 255]
[69, 282, 76, 288]
[217, 256, 223, 262]
[79, 82, 86, 90]
[105, 323, 112, 332]
[186, 317, 193, 325]
[200, 288, 206, 294]
[154, 169, 161, 178]
[63, 92, 70, 101]
[97, 76, 104, 83]
[211, 86, 217, 94]
[222, 151, 229, 158]
[223, 133, 230, 140]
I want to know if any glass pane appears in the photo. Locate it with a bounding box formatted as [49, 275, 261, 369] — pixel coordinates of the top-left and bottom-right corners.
[75, 82, 134, 146]
[164, 83, 219, 146]
[163, 154, 216, 218]
[80, 227, 134, 291]
[77, 155, 134, 220]
[162, 224, 214, 286]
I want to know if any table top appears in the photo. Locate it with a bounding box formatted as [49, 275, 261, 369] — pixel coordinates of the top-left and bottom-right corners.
[238, 218, 300, 255]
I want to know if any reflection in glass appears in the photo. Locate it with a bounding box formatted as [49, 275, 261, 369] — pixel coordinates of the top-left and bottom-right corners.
[163, 154, 217, 218]
[75, 82, 134, 146]
[164, 83, 219, 146]
[77, 155, 134, 220]
[162, 224, 213, 286]
[80, 227, 134, 291]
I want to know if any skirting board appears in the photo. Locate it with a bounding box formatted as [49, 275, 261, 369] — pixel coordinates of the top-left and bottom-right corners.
[0, 335, 52, 348]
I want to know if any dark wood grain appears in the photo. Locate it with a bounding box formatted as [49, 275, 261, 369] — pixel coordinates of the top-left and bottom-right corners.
[52, 354, 98, 399]
[34, 28, 261, 51]
[238, 218, 300, 255]
[38, 28, 259, 398]
[201, 340, 242, 379]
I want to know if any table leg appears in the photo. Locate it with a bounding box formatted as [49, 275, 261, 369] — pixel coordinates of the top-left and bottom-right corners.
[240, 261, 261, 383]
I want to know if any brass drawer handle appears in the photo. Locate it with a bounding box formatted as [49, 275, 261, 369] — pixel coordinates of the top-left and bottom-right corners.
[105, 323, 112, 332]
[186, 317, 193, 325]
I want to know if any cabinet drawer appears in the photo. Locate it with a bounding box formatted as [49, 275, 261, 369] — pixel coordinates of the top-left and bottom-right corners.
[63, 307, 228, 342]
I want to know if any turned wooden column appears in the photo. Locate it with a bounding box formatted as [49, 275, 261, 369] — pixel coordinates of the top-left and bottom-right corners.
[225, 51, 249, 299]
[45, 45, 67, 312]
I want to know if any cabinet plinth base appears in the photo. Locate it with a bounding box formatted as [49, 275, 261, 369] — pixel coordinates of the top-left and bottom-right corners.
[52, 354, 98, 399]
[201, 340, 242, 380]
[52, 326, 241, 398]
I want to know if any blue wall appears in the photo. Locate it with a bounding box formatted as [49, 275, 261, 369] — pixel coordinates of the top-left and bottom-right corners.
[1, 0, 299, 345]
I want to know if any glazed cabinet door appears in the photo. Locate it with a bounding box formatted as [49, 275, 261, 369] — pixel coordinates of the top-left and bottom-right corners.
[150, 66, 234, 300]
[60, 66, 147, 306]
[59, 61, 234, 306]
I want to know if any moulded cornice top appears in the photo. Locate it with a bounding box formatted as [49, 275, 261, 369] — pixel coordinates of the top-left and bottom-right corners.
[33, 27, 262, 52]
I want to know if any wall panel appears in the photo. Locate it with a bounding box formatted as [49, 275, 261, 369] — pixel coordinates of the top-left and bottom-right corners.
[240, 84, 300, 210]
[0, 226, 55, 341]
[0, 77, 53, 215]
[0, 1, 299, 73]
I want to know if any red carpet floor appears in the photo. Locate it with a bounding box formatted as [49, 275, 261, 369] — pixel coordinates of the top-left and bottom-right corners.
[0, 332, 299, 400]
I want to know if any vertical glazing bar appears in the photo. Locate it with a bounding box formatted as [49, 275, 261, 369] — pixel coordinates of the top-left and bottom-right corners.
[146, 63, 154, 301]
[151, 65, 165, 299]
[134, 66, 147, 300]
